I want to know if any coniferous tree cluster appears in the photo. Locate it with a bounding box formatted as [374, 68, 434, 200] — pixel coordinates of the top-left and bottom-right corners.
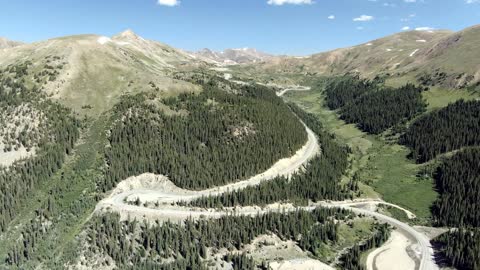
[431, 148, 480, 227]
[102, 79, 307, 191]
[324, 76, 427, 134]
[324, 75, 375, 110]
[116, 253, 255, 270]
[434, 228, 480, 270]
[224, 253, 256, 270]
[187, 103, 351, 208]
[0, 67, 80, 233]
[400, 99, 480, 163]
[339, 84, 426, 134]
[6, 208, 52, 265]
[339, 223, 390, 270]
[84, 208, 350, 269]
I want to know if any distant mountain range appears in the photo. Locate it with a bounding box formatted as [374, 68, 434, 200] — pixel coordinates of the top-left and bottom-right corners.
[192, 47, 273, 65]
[191, 25, 480, 89]
[0, 37, 23, 49]
[1, 23, 479, 104]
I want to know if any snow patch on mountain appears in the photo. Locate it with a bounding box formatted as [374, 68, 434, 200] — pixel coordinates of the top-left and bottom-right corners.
[97, 36, 111, 45]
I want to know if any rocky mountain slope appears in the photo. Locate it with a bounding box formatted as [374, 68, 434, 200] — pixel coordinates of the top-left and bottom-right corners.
[257, 30, 451, 74]
[0, 30, 204, 115]
[410, 25, 480, 88]
[244, 25, 480, 89]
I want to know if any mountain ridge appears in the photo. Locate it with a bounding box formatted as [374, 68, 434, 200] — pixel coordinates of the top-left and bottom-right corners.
[241, 26, 480, 89]
[0, 30, 204, 115]
[1, 24, 479, 117]
[0, 37, 23, 49]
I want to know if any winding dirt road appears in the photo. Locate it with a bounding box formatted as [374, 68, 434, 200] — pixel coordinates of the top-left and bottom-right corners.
[97, 121, 320, 217]
[96, 86, 438, 270]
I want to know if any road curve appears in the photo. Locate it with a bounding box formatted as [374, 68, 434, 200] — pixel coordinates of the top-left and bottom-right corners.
[98, 195, 437, 270]
[276, 86, 311, 97]
[96, 86, 437, 270]
[97, 121, 320, 212]
[341, 206, 437, 270]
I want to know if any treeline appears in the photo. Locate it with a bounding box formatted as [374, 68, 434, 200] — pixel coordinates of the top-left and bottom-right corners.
[186, 103, 351, 208]
[400, 99, 480, 163]
[85, 208, 351, 269]
[339, 224, 391, 270]
[102, 78, 307, 191]
[434, 228, 480, 270]
[324, 76, 427, 134]
[0, 67, 80, 233]
[431, 148, 480, 227]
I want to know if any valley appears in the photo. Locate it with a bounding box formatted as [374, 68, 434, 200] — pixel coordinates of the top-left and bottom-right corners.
[0, 9, 479, 269]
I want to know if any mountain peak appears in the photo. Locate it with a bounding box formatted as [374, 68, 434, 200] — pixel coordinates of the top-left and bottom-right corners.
[115, 29, 141, 40]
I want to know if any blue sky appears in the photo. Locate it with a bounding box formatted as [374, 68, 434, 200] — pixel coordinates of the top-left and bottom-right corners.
[0, 0, 478, 55]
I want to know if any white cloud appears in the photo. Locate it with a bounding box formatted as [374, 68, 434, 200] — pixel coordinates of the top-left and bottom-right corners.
[328, 15, 335, 19]
[267, 0, 314, 5]
[357, 26, 364, 30]
[353, 15, 374, 21]
[415, 27, 435, 31]
[157, 0, 179, 6]
[402, 26, 410, 31]
[383, 2, 397, 7]
[466, 0, 479, 3]
[404, 0, 416, 2]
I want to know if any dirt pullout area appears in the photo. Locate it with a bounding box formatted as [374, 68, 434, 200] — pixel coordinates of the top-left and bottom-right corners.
[110, 174, 195, 198]
[366, 230, 417, 270]
[322, 199, 416, 219]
